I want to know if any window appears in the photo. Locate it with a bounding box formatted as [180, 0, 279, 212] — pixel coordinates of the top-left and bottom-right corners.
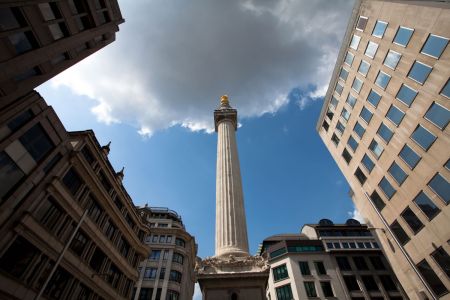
[304, 282, 317, 297]
[352, 77, 363, 93]
[346, 94, 357, 108]
[367, 89, 381, 108]
[172, 252, 184, 264]
[342, 148, 352, 164]
[417, 260, 448, 297]
[321, 282, 334, 297]
[0, 7, 27, 30]
[353, 122, 365, 138]
[361, 275, 379, 291]
[336, 121, 345, 134]
[369, 139, 383, 159]
[89, 248, 105, 272]
[322, 120, 329, 132]
[413, 191, 440, 220]
[159, 235, 166, 243]
[421, 34, 449, 58]
[0, 151, 25, 200]
[370, 191, 386, 211]
[389, 162, 407, 185]
[331, 133, 340, 146]
[358, 60, 370, 76]
[401, 207, 424, 233]
[51, 52, 69, 65]
[350, 35, 361, 50]
[8, 31, 39, 55]
[425, 102, 450, 130]
[431, 247, 450, 278]
[276, 284, 293, 300]
[428, 173, 450, 204]
[39, 3, 61, 20]
[393, 26, 414, 47]
[372, 20, 388, 38]
[341, 108, 350, 121]
[399, 144, 421, 169]
[377, 123, 394, 143]
[361, 154, 375, 173]
[356, 16, 368, 31]
[390, 220, 410, 245]
[7, 110, 34, 131]
[408, 61, 432, 84]
[159, 267, 166, 280]
[314, 261, 326, 275]
[365, 41, 378, 58]
[175, 238, 185, 247]
[379, 177, 396, 199]
[299, 261, 311, 275]
[86, 195, 103, 224]
[70, 230, 88, 256]
[48, 22, 69, 40]
[0, 236, 39, 279]
[326, 107, 334, 120]
[360, 107, 373, 124]
[273, 264, 289, 281]
[411, 125, 436, 150]
[169, 270, 182, 283]
[330, 96, 339, 109]
[396, 84, 417, 107]
[344, 52, 354, 66]
[149, 250, 161, 260]
[386, 105, 405, 126]
[343, 275, 359, 291]
[354, 167, 367, 185]
[353, 257, 368, 270]
[19, 124, 54, 162]
[347, 136, 358, 152]
[44, 266, 71, 298]
[144, 267, 157, 279]
[441, 79, 450, 98]
[81, 146, 95, 165]
[375, 71, 391, 90]
[335, 82, 344, 95]
[336, 256, 351, 271]
[339, 68, 349, 81]
[369, 256, 385, 270]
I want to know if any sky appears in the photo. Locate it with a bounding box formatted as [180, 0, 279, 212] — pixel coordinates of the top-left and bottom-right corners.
[36, 0, 359, 288]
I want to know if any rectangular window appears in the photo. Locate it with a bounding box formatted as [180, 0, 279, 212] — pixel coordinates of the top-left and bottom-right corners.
[375, 71, 391, 90]
[365, 41, 379, 58]
[441, 79, 450, 98]
[377, 123, 394, 143]
[19, 124, 54, 162]
[304, 282, 317, 297]
[149, 250, 161, 260]
[369, 256, 385, 270]
[408, 61, 432, 84]
[352, 77, 363, 93]
[331, 133, 340, 146]
[369, 139, 383, 159]
[390, 220, 410, 245]
[386, 105, 405, 126]
[48, 22, 69, 40]
[81, 146, 95, 165]
[354, 167, 367, 185]
[299, 261, 311, 275]
[0, 7, 27, 30]
[379, 177, 396, 199]
[350, 35, 361, 50]
[326, 107, 334, 120]
[425, 102, 449, 130]
[431, 247, 450, 278]
[346, 94, 357, 108]
[339, 68, 349, 81]
[413, 191, 440, 220]
[358, 60, 370, 76]
[343, 275, 359, 291]
[421, 34, 449, 59]
[371, 191, 385, 211]
[0, 236, 39, 279]
[276, 284, 293, 300]
[384, 50, 401, 70]
[7, 110, 34, 131]
[399, 144, 421, 169]
[417, 260, 448, 297]
[344, 52, 354, 66]
[360, 107, 373, 124]
[367, 89, 381, 108]
[361, 154, 375, 173]
[70, 230, 88, 256]
[273, 264, 289, 281]
[322, 120, 329, 132]
[394, 26, 414, 47]
[428, 173, 450, 204]
[335, 82, 344, 95]
[353, 257, 368, 270]
[347, 136, 358, 152]
[144, 267, 157, 279]
[342, 148, 352, 164]
[388, 162, 408, 185]
[411, 125, 436, 150]
[353, 122, 365, 138]
[0, 151, 25, 200]
[362, 275, 379, 291]
[62, 168, 83, 196]
[330, 96, 339, 109]
[8, 31, 39, 54]
[86, 195, 103, 224]
[372, 20, 388, 38]
[36, 196, 64, 233]
[396, 84, 418, 107]
[314, 261, 326, 275]
[321, 282, 334, 297]
[401, 207, 424, 233]
[341, 108, 350, 121]
[356, 16, 368, 31]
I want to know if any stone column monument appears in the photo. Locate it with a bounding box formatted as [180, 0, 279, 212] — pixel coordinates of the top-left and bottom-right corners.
[196, 95, 269, 300]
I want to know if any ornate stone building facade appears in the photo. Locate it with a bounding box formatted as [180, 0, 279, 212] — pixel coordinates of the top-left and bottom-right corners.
[133, 207, 197, 300]
[316, 1, 450, 299]
[0, 91, 149, 299]
[0, 0, 124, 110]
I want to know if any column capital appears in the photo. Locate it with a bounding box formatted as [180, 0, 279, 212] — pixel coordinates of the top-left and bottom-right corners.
[214, 108, 237, 132]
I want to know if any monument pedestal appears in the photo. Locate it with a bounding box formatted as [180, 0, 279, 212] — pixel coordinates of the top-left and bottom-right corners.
[196, 255, 269, 300]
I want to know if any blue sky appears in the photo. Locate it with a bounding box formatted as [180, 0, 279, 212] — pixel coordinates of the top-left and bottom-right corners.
[36, 0, 358, 259]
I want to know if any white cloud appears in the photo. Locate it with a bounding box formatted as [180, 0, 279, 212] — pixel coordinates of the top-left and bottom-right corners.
[47, 0, 354, 136]
[347, 207, 366, 223]
[193, 283, 202, 300]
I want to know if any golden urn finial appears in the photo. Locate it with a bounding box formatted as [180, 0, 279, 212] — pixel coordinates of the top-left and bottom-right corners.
[220, 95, 229, 106]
